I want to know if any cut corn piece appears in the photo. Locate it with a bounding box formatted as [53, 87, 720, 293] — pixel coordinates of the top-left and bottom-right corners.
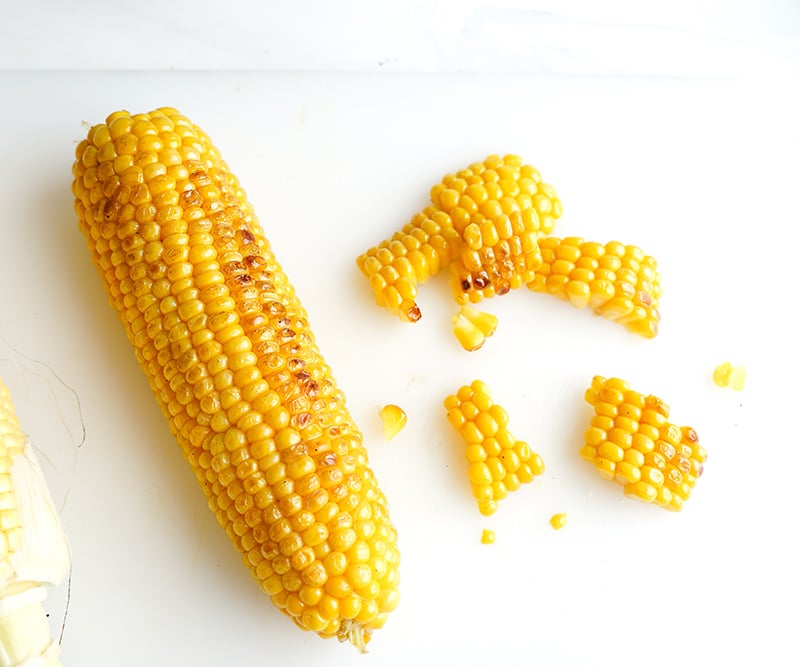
[452, 305, 498, 352]
[444, 380, 544, 516]
[527, 237, 662, 338]
[357, 155, 562, 320]
[0, 377, 71, 667]
[582, 376, 707, 511]
[549, 513, 567, 530]
[379, 405, 407, 441]
[480, 528, 495, 545]
[72, 108, 400, 650]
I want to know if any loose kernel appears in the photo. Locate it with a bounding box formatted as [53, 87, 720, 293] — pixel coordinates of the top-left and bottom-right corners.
[549, 513, 567, 530]
[379, 404, 407, 441]
[480, 528, 496, 544]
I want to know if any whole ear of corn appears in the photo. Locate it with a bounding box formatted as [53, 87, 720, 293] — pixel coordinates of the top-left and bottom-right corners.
[72, 108, 400, 650]
[357, 155, 562, 321]
[0, 377, 71, 667]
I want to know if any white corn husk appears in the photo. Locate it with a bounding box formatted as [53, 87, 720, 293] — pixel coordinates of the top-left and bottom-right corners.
[0, 381, 71, 667]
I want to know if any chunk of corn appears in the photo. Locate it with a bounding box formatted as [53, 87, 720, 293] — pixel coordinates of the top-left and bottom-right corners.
[444, 380, 545, 516]
[582, 376, 707, 511]
[72, 108, 400, 650]
[527, 237, 662, 338]
[452, 305, 498, 352]
[357, 155, 562, 321]
[378, 404, 407, 441]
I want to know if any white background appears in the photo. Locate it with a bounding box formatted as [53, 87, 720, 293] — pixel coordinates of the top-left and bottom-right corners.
[1, 2, 799, 666]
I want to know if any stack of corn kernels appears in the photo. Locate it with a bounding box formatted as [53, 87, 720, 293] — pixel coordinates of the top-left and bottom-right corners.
[581, 376, 706, 511]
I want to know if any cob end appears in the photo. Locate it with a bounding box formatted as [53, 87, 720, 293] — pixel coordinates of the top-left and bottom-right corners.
[338, 619, 370, 653]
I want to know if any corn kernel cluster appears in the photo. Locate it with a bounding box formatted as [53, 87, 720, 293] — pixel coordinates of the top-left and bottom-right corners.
[357, 155, 562, 321]
[444, 380, 545, 516]
[528, 237, 661, 338]
[72, 108, 400, 648]
[0, 379, 23, 568]
[452, 305, 498, 352]
[358, 155, 666, 342]
[581, 376, 706, 511]
[713, 362, 746, 391]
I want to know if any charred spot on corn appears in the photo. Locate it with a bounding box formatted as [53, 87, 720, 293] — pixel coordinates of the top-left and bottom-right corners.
[72, 108, 400, 649]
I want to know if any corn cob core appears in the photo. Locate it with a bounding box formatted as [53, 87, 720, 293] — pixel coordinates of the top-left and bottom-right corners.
[357, 155, 562, 321]
[444, 380, 545, 516]
[582, 376, 707, 511]
[528, 237, 662, 338]
[72, 108, 400, 648]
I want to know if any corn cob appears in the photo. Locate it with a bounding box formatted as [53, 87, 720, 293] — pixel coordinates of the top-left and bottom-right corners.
[0, 376, 71, 667]
[527, 237, 662, 338]
[357, 155, 562, 321]
[581, 376, 707, 511]
[72, 108, 400, 649]
[444, 380, 545, 516]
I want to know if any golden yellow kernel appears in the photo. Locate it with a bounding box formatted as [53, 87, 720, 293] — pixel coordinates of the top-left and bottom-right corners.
[379, 404, 407, 441]
[549, 513, 567, 530]
[480, 528, 496, 544]
[713, 361, 732, 387]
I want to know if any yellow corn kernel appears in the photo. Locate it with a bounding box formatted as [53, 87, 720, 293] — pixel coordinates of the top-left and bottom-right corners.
[549, 513, 567, 530]
[452, 305, 499, 352]
[357, 155, 562, 320]
[0, 376, 72, 667]
[444, 380, 544, 515]
[73, 108, 400, 650]
[528, 238, 661, 338]
[583, 376, 706, 511]
[714, 361, 746, 391]
[480, 528, 496, 544]
[378, 404, 407, 441]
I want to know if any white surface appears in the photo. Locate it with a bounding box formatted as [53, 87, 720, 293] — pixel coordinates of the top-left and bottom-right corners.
[1, 0, 799, 76]
[1, 4, 799, 666]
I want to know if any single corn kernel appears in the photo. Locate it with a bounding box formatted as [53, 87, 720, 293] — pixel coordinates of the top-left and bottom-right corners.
[480, 528, 496, 545]
[452, 305, 499, 351]
[712, 361, 732, 387]
[444, 380, 544, 515]
[583, 376, 706, 511]
[549, 513, 567, 530]
[379, 404, 407, 441]
[714, 362, 746, 391]
[528, 238, 662, 338]
[357, 155, 562, 320]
